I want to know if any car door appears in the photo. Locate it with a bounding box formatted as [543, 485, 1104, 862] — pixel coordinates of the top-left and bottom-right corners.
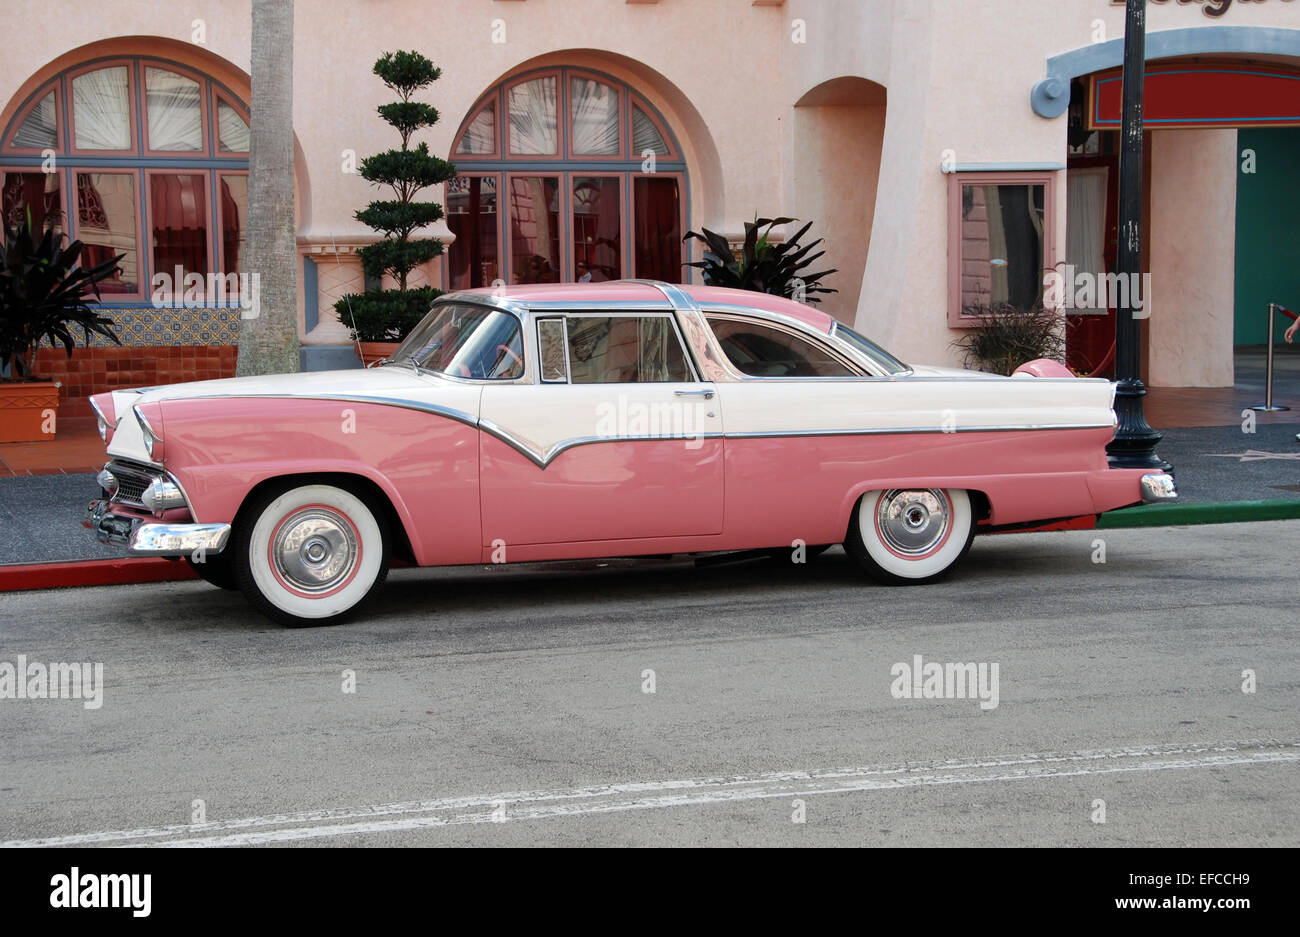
[705, 313, 881, 547]
[478, 310, 724, 546]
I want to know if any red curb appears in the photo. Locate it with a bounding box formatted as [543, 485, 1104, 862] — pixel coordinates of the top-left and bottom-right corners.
[0, 557, 198, 591]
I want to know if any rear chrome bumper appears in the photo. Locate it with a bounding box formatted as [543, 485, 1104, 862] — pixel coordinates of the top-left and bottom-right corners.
[1140, 472, 1178, 503]
[84, 499, 231, 557]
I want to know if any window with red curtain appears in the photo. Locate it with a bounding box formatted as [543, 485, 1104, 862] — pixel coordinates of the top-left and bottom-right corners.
[634, 177, 680, 282]
[0, 57, 250, 300]
[150, 173, 208, 280]
[446, 68, 688, 289]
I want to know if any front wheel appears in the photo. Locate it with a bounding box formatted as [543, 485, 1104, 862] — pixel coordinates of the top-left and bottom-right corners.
[186, 552, 238, 590]
[233, 483, 390, 627]
[846, 488, 974, 584]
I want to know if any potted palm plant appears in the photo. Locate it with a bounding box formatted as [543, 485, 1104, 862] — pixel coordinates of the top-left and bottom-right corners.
[683, 216, 838, 303]
[0, 214, 122, 442]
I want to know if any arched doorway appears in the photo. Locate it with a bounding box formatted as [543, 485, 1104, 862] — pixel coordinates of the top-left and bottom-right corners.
[444, 65, 690, 289]
[793, 77, 887, 325]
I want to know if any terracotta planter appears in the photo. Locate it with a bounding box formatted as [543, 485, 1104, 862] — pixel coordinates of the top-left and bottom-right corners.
[0, 380, 60, 442]
[356, 341, 400, 368]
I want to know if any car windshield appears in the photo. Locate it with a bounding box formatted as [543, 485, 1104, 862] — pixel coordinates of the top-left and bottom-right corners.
[389, 303, 524, 380]
[831, 322, 910, 376]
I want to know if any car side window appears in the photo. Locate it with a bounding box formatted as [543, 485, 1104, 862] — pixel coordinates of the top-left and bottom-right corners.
[706, 315, 859, 378]
[541, 314, 693, 384]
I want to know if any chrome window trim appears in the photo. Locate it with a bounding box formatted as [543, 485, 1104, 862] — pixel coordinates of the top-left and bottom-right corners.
[535, 316, 571, 383]
[531, 309, 702, 385]
[829, 320, 912, 377]
[704, 310, 868, 380]
[389, 299, 531, 384]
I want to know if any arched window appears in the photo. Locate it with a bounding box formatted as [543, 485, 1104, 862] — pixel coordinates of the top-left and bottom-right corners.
[447, 67, 688, 290]
[1, 57, 250, 301]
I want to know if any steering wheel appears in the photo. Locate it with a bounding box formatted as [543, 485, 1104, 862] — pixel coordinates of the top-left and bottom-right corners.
[497, 343, 524, 375]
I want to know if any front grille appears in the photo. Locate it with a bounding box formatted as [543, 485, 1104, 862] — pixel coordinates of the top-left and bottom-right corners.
[107, 460, 157, 509]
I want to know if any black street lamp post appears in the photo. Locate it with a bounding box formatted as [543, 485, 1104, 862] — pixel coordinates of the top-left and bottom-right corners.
[1105, 0, 1171, 471]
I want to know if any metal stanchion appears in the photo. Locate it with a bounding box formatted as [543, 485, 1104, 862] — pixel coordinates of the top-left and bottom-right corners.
[1250, 303, 1291, 413]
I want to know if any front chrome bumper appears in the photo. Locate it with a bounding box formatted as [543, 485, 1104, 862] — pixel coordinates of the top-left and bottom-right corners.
[83, 499, 231, 557]
[1140, 472, 1178, 503]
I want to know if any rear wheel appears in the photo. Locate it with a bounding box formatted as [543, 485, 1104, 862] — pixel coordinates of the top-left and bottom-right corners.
[846, 488, 974, 584]
[233, 482, 390, 627]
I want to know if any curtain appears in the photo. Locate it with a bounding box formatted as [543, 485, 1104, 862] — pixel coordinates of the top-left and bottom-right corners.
[1, 171, 60, 232]
[150, 173, 207, 277]
[76, 173, 136, 292]
[572, 177, 620, 281]
[220, 176, 247, 274]
[217, 101, 250, 152]
[570, 78, 619, 155]
[455, 103, 495, 155]
[632, 106, 669, 157]
[508, 77, 557, 155]
[1066, 168, 1107, 297]
[72, 67, 131, 150]
[13, 92, 57, 149]
[509, 176, 559, 282]
[634, 177, 680, 282]
[146, 68, 202, 151]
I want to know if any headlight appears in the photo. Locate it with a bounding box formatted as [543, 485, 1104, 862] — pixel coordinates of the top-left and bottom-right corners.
[134, 406, 162, 461]
[96, 414, 108, 442]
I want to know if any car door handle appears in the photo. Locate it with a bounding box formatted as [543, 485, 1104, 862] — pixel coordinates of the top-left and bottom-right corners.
[674, 389, 715, 400]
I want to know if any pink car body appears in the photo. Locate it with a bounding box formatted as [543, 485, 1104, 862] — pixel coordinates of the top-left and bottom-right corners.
[83, 281, 1175, 626]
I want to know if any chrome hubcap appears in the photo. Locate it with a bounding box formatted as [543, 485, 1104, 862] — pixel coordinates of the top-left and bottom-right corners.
[273, 509, 358, 593]
[876, 489, 950, 556]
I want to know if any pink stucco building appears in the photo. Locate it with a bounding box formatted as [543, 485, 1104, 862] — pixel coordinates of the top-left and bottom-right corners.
[3, 0, 1298, 409]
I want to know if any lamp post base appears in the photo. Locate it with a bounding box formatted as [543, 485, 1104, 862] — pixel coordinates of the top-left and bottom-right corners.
[1106, 378, 1172, 471]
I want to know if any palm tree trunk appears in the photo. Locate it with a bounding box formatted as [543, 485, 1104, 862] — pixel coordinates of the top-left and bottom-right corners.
[236, 0, 299, 376]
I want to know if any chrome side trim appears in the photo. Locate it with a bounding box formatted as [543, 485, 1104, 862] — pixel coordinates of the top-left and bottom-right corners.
[128, 522, 232, 557]
[169, 393, 481, 429]
[725, 423, 1112, 439]
[477, 418, 724, 469]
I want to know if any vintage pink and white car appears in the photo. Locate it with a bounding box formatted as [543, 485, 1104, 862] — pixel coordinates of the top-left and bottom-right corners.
[83, 281, 1176, 627]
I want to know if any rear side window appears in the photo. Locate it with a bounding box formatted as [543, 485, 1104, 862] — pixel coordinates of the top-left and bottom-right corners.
[706, 316, 858, 377]
[538, 314, 693, 383]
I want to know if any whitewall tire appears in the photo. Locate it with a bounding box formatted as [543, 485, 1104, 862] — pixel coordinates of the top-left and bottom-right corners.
[846, 488, 974, 584]
[234, 483, 390, 627]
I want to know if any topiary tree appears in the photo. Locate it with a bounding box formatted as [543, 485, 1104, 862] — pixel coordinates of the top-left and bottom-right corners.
[336, 50, 455, 342]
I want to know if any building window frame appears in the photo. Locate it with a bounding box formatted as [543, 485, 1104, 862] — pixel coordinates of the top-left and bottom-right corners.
[1, 55, 251, 309]
[448, 65, 689, 291]
[947, 169, 1057, 328]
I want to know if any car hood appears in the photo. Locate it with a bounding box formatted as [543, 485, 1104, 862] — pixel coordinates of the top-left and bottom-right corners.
[130, 364, 444, 404]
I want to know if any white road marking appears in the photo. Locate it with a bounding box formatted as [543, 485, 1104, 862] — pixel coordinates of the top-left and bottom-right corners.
[5, 739, 1296, 848]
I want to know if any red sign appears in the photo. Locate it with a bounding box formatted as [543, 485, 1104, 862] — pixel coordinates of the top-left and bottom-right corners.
[1089, 64, 1300, 129]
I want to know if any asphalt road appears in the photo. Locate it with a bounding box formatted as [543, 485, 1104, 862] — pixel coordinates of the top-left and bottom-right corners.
[1, 521, 1297, 847]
